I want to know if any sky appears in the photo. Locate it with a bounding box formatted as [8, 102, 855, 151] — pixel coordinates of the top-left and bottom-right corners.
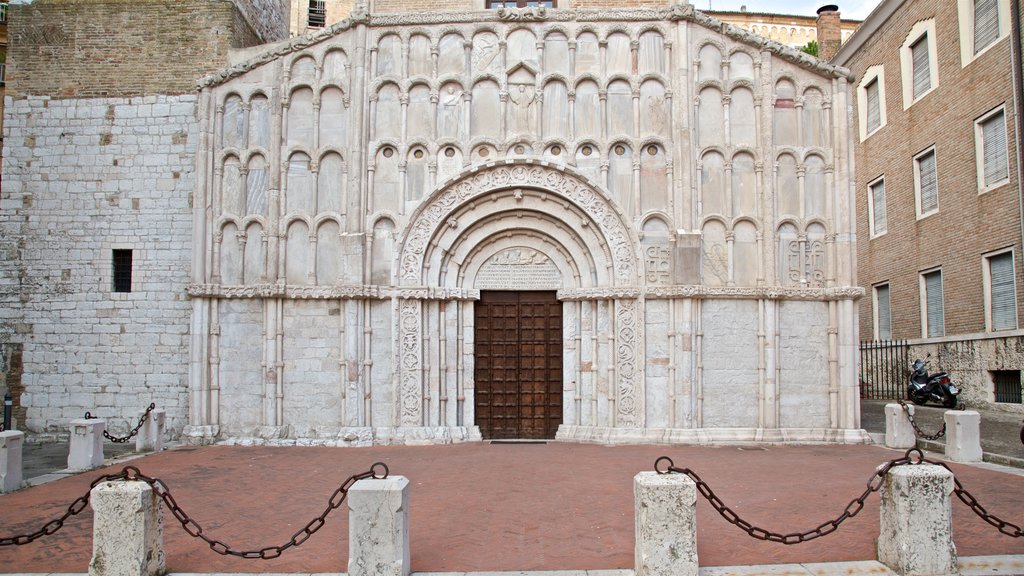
[695, 0, 884, 20]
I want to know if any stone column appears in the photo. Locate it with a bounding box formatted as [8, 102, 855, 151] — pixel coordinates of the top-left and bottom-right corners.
[878, 464, 957, 575]
[944, 410, 982, 463]
[135, 409, 166, 453]
[69, 418, 105, 471]
[0, 430, 24, 493]
[89, 480, 165, 576]
[348, 476, 410, 576]
[885, 403, 916, 449]
[634, 471, 698, 576]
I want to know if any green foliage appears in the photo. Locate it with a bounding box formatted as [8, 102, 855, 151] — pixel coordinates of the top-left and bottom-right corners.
[800, 40, 819, 57]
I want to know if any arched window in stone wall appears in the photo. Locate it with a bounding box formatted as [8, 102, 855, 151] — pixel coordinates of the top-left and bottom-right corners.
[574, 80, 600, 140]
[731, 152, 757, 217]
[701, 219, 728, 286]
[638, 31, 665, 76]
[244, 222, 266, 285]
[640, 79, 667, 136]
[700, 150, 727, 217]
[246, 154, 268, 216]
[698, 87, 724, 148]
[408, 84, 433, 140]
[730, 87, 756, 146]
[802, 87, 828, 148]
[376, 34, 401, 76]
[471, 80, 501, 139]
[318, 152, 345, 216]
[730, 51, 755, 81]
[374, 83, 401, 140]
[575, 143, 600, 183]
[373, 146, 400, 214]
[371, 218, 396, 285]
[223, 94, 244, 149]
[544, 32, 570, 77]
[287, 87, 314, 147]
[642, 216, 672, 285]
[316, 220, 341, 285]
[543, 80, 569, 137]
[438, 33, 465, 76]
[576, 32, 600, 75]
[409, 34, 432, 77]
[775, 153, 799, 217]
[608, 142, 634, 215]
[472, 31, 501, 75]
[437, 145, 463, 183]
[774, 78, 799, 146]
[319, 87, 348, 148]
[286, 152, 314, 215]
[323, 49, 349, 87]
[804, 155, 827, 220]
[607, 80, 633, 137]
[606, 32, 631, 76]
[507, 28, 538, 69]
[734, 221, 758, 286]
[286, 220, 311, 285]
[698, 44, 722, 82]
[221, 223, 242, 285]
[406, 147, 429, 205]
[249, 94, 270, 150]
[221, 156, 243, 216]
[291, 55, 316, 84]
[777, 222, 800, 287]
[437, 82, 465, 140]
[640, 143, 668, 214]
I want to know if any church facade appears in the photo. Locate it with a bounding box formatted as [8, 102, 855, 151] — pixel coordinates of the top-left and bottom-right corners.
[184, 3, 865, 445]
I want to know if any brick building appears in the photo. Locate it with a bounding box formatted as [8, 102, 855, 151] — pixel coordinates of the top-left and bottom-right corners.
[832, 0, 1024, 410]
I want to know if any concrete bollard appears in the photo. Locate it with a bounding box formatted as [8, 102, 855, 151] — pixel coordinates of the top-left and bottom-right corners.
[89, 480, 164, 576]
[348, 475, 410, 576]
[878, 464, 957, 575]
[885, 403, 917, 449]
[69, 418, 105, 471]
[634, 471, 698, 576]
[0, 430, 24, 493]
[944, 410, 982, 463]
[136, 409, 165, 453]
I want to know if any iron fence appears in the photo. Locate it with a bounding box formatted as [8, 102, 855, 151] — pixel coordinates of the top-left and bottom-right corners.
[859, 339, 909, 400]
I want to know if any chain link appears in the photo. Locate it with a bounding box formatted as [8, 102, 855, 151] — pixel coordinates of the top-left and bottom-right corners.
[897, 399, 946, 440]
[84, 403, 156, 444]
[920, 456, 1024, 538]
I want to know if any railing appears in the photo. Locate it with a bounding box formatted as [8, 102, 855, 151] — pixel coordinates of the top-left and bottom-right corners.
[859, 339, 909, 400]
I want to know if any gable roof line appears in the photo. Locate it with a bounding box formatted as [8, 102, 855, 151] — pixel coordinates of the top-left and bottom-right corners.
[198, 4, 851, 91]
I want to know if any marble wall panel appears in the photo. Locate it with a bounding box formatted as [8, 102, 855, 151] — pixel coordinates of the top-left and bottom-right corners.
[438, 33, 465, 75]
[286, 221, 311, 284]
[409, 34, 432, 77]
[283, 300, 343, 428]
[544, 33, 570, 77]
[244, 222, 266, 285]
[317, 220, 342, 285]
[249, 95, 271, 149]
[319, 88, 348, 149]
[778, 301, 830, 428]
[221, 223, 243, 285]
[217, 298, 264, 435]
[701, 299, 759, 427]
[319, 152, 345, 215]
[288, 88, 315, 148]
[575, 32, 600, 75]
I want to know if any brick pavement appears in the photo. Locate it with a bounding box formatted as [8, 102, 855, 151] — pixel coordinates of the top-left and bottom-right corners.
[1, 442, 1023, 574]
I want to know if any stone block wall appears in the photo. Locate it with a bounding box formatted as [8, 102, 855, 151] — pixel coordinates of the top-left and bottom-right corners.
[0, 95, 196, 436]
[908, 334, 1024, 414]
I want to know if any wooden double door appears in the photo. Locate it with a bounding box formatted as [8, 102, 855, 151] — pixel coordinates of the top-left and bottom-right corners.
[474, 291, 563, 439]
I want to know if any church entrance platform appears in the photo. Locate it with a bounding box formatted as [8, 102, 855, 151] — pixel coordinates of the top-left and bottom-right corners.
[1, 442, 1023, 573]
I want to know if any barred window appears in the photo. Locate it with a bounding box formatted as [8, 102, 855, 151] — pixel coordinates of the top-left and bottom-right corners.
[112, 249, 133, 293]
[308, 0, 326, 28]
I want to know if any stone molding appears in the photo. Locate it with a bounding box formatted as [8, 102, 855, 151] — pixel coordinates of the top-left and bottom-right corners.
[186, 284, 480, 300]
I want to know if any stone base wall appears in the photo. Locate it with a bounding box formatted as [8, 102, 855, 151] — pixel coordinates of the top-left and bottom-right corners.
[0, 95, 196, 436]
[908, 332, 1024, 414]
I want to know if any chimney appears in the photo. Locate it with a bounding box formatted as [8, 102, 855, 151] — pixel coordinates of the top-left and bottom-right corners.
[816, 5, 841, 61]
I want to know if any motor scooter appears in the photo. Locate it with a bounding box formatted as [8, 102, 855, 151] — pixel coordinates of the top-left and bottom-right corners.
[907, 357, 959, 408]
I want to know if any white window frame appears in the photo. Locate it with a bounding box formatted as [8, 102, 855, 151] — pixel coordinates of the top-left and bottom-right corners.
[899, 19, 939, 109]
[984, 248, 1018, 332]
[958, 0, 1012, 66]
[867, 176, 887, 238]
[873, 282, 893, 341]
[914, 146, 939, 219]
[975, 105, 1010, 193]
[920, 267, 945, 338]
[857, 65, 887, 142]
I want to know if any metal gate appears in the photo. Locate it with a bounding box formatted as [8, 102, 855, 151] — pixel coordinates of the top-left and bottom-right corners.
[859, 340, 909, 399]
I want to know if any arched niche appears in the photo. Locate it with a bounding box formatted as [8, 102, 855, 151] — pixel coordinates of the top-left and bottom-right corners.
[243, 222, 266, 285]
[731, 152, 757, 217]
[698, 44, 722, 82]
[375, 83, 401, 140]
[805, 155, 827, 220]
[439, 33, 465, 76]
[575, 32, 600, 75]
[640, 80, 667, 137]
[471, 80, 501, 139]
[408, 34, 432, 77]
[607, 80, 633, 137]
[544, 32, 570, 77]
[371, 217, 396, 285]
[220, 222, 242, 285]
[507, 28, 539, 69]
[290, 55, 316, 84]
[701, 219, 728, 286]
[249, 94, 270, 150]
[287, 87, 314, 148]
[606, 32, 631, 76]
[319, 87, 348, 149]
[641, 216, 672, 285]
[376, 34, 401, 76]
[318, 152, 345, 216]
[246, 155, 268, 216]
[700, 150, 726, 217]
[286, 152, 314, 215]
[323, 49, 349, 87]
[574, 80, 600, 140]
[285, 220, 311, 285]
[730, 87, 756, 146]
[774, 79, 799, 146]
[542, 80, 569, 137]
[316, 220, 341, 285]
[638, 31, 665, 76]
[698, 87, 724, 148]
[733, 220, 758, 286]
[223, 94, 244, 149]
[408, 84, 433, 140]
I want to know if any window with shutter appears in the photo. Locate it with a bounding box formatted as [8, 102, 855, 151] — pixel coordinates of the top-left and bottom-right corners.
[308, 0, 326, 28]
[989, 252, 1017, 331]
[924, 270, 944, 338]
[875, 284, 892, 340]
[974, 0, 1000, 54]
[870, 179, 887, 235]
[981, 110, 1008, 188]
[911, 35, 931, 99]
[916, 149, 938, 215]
[866, 79, 881, 134]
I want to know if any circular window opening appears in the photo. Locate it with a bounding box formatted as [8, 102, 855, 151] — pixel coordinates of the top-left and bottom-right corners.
[551, 146, 562, 156]
[445, 147, 456, 158]
[382, 147, 394, 158]
[614, 145, 626, 156]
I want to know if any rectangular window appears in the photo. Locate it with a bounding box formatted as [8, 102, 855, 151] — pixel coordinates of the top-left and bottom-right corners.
[987, 251, 1017, 331]
[865, 78, 881, 134]
[978, 108, 1009, 190]
[308, 0, 326, 28]
[112, 249, 133, 293]
[874, 283, 892, 341]
[974, 0, 1000, 54]
[922, 269, 944, 338]
[915, 148, 938, 217]
[911, 35, 931, 99]
[869, 178, 887, 236]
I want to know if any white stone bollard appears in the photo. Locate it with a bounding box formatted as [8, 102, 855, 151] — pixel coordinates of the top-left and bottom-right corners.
[348, 476, 410, 576]
[944, 410, 982, 463]
[634, 471, 698, 576]
[89, 480, 164, 576]
[69, 418, 105, 471]
[0, 430, 24, 493]
[885, 403, 917, 449]
[135, 409, 165, 453]
[878, 464, 957, 576]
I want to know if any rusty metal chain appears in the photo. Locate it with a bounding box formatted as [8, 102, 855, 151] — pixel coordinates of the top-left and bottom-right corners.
[0, 467, 135, 546]
[919, 455, 1024, 538]
[127, 462, 389, 559]
[84, 403, 156, 443]
[897, 399, 946, 440]
[654, 448, 922, 544]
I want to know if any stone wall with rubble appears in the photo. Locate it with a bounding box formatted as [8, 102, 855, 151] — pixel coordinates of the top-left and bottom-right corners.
[908, 333, 1024, 414]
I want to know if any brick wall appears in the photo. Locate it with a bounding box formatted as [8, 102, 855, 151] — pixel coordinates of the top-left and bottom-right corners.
[846, 0, 1021, 341]
[6, 0, 285, 98]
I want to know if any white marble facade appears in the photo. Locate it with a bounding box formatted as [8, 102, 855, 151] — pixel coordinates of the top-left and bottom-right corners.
[184, 3, 867, 445]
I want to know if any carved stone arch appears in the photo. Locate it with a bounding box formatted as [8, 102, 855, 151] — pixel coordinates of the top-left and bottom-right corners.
[602, 25, 635, 41]
[638, 72, 669, 85]
[435, 74, 465, 89]
[637, 24, 668, 37]
[728, 78, 756, 92]
[543, 25, 571, 39]
[731, 215, 761, 231]
[696, 37, 727, 53]
[604, 73, 635, 90]
[696, 78, 725, 92]
[216, 215, 245, 232]
[317, 147, 346, 164]
[397, 161, 639, 286]
[240, 214, 270, 231]
[312, 213, 344, 231]
[700, 214, 731, 230]
[541, 73, 571, 86]
[639, 136, 667, 150]
[280, 213, 314, 236]
[804, 217, 833, 235]
[730, 146, 759, 160]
